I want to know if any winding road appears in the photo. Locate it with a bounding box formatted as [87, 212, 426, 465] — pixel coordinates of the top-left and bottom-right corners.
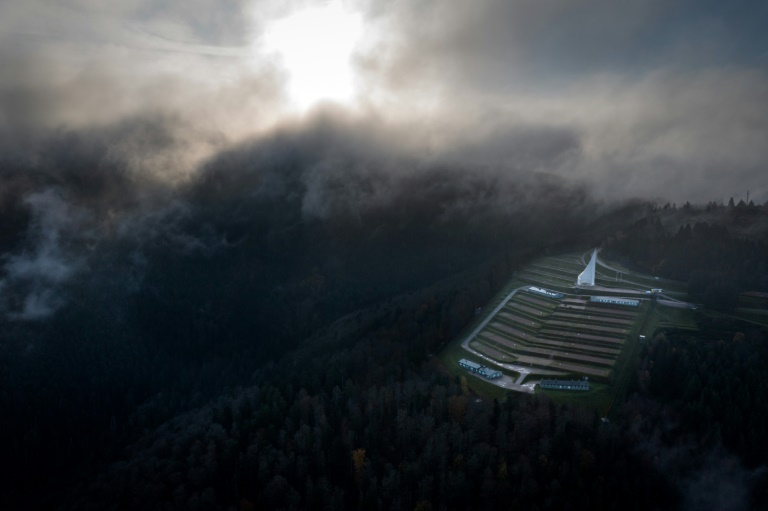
[459, 285, 544, 393]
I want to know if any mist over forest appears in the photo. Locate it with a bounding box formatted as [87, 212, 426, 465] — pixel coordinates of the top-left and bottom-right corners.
[0, 113, 606, 505]
[2, 110, 767, 510]
[3, 1, 768, 509]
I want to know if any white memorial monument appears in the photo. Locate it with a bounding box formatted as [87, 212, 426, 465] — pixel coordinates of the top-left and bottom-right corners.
[577, 249, 597, 286]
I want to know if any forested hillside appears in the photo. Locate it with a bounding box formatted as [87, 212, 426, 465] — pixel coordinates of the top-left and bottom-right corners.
[60, 269, 768, 511]
[1, 126, 623, 509]
[3, 129, 768, 509]
[603, 202, 768, 309]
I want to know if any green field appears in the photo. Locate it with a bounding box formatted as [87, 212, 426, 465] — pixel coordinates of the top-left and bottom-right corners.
[648, 304, 699, 331]
[538, 381, 612, 411]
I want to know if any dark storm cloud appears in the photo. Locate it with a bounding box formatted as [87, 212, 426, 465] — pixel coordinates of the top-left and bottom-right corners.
[0, 0, 766, 311]
[358, 0, 768, 203]
[0, 0, 288, 151]
[442, 122, 582, 172]
[0, 107, 601, 320]
[1, 0, 766, 320]
[363, 0, 768, 91]
[1, 0, 254, 49]
[2, 0, 767, 204]
[0, 112, 225, 319]
[189, 109, 595, 227]
[0, 190, 84, 319]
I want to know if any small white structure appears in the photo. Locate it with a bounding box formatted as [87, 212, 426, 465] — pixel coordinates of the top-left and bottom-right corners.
[528, 286, 564, 299]
[458, 359, 502, 379]
[590, 296, 640, 307]
[577, 249, 597, 286]
[540, 379, 590, 391]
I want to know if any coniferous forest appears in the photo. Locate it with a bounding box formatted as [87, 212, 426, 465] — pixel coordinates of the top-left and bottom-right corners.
[2, 130, 768, 510]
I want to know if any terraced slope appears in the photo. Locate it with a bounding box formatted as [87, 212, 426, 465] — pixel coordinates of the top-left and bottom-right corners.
[463, 252, 655, 382]
[471, 287, 639, 381]
[445, 250, 690, 414]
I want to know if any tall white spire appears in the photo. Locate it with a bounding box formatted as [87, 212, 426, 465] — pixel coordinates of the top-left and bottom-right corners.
[577, 249, 597, 286]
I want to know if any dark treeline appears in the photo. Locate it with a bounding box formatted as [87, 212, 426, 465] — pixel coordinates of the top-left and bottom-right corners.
[603, 202, 768, 309]
[67, 288, 677, 511]
[49, 295, 768, 511]
[62, 277, 768, 510]
[623, 317, 768, 510]
[632, 321, 768, 468]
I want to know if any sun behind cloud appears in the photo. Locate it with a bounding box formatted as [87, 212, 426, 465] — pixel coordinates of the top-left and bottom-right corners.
[259, 1, 363, 111]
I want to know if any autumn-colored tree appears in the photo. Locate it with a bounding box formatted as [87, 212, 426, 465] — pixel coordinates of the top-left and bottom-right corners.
[351, 448, 366, 487]
[497, 461, 508, 481]
[414, 500, 433, 511]
[460, 376, 469, 395]
[447, 395, 467, 424]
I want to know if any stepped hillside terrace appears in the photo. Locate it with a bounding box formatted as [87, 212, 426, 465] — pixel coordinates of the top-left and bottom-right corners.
[444, 250, 691, 412]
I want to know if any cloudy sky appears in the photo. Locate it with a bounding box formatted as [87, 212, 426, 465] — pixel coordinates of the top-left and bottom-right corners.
[1, 0, 767, 203]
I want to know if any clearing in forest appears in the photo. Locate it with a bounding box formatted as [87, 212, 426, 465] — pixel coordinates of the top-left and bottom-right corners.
[441, 249, 691, 414]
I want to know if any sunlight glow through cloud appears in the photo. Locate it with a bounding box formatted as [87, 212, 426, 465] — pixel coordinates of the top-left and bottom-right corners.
[260, 1, 363, 111]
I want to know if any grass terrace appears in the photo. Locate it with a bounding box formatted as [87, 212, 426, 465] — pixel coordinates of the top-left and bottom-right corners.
[441, 250, 687, 414]
[470, 284, 640, 384]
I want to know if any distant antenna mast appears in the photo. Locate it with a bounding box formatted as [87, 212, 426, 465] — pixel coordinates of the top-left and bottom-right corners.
[747, 190, 750, 203]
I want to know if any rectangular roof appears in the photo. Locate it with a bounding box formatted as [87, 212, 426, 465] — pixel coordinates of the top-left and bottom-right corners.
[590, 296, 640, 306]
[458, 358, 483, 370]
[540, 379, 590, 389]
